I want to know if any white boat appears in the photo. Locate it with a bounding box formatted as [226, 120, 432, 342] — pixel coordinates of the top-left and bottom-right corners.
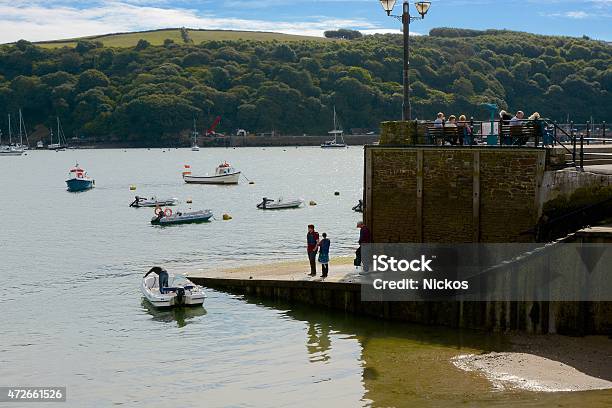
[141, 273, 205, 308]
[0, 114, 24, 156]
[0, 146, 24, 156]
[191, 118, 200, 151]
[183, 162, 241, 185]
[151, 209, 213, 225]
[130, 196, 179, 208]
[48, 117, 67, 150]
[257, 197, 304, 210]
[321, 106, 347, 149]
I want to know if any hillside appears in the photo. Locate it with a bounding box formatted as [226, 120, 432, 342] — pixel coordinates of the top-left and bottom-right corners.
[33, 28, 329, 48]
[0, 27, 610, 146]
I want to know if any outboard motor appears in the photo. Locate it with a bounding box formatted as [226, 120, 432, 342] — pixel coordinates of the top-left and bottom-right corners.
[176, 287, 185, 305]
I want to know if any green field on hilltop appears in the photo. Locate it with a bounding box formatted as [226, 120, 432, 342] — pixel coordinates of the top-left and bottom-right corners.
[35, 28, 329, 48]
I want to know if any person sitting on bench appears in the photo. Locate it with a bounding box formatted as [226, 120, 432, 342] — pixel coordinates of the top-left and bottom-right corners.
[510, 111, 525, 127]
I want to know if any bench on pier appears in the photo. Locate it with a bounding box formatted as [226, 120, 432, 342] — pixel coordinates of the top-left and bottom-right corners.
[500, 121, 537, 146]
[425, 125, 474, 146]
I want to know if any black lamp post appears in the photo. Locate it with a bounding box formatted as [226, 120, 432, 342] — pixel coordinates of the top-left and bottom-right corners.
[379, 1, 431, 121]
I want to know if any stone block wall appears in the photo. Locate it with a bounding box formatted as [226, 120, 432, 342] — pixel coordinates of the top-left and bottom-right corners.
[364, 146, 547, 243]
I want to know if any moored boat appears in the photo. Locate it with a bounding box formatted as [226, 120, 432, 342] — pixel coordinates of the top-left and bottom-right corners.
[191, 118, 200, 151]
[66, 164, 95, 192]
[183, 162, 241, 185]
[0, 145, 24, 156]
[257, 197, 304, 210]
[141, 272, 205, 308]
[0, 114, 25, 156]
[130, 196, 179, 208]
[321, 106, 347, 149]
[151, 208, 213, 225]
[48, 117, 67, 150]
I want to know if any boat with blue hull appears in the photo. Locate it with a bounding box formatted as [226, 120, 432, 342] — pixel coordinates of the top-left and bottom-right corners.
[66, 164, 95, 192]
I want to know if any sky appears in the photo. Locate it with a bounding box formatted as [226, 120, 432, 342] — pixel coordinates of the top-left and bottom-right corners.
[0, 0, 611, 43]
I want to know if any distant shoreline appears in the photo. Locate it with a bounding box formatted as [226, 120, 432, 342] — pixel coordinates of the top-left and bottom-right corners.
[33, 134, 380, 149]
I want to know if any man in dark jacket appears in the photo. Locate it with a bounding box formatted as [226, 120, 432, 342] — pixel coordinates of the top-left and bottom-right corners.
[306, 224, 319, 276]
[356, 221, 371, 272]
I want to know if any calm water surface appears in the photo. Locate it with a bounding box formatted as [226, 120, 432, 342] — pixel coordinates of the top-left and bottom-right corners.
[1, 148, 610, 407]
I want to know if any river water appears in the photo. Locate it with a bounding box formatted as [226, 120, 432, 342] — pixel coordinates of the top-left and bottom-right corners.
[1, 148, 610, 407]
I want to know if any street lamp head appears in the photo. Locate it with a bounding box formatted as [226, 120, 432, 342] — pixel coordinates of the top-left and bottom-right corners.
[415, 1, 431, 18]
[379, 0, 397, 16]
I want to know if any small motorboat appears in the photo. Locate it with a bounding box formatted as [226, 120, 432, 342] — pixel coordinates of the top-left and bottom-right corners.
[130, 196, 179, 208]
[257, 197, 304, 210]
[183, 162, 240, 185]
[141, 273, 205, 308]
[151, 208, 213, 225]
[66, 164, 95, 192]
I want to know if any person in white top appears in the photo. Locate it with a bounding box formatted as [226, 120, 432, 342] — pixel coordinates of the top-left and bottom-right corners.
[445, 115, 458, 127]
[510, 111, 525, 126]
[434, 112, 445, 128]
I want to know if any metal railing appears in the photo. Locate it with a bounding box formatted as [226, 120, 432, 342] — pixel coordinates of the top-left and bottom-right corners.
[398, 118, 612, 171]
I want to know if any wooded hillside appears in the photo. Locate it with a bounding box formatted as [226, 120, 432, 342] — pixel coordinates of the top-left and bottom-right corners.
[0, 28, 610, 145]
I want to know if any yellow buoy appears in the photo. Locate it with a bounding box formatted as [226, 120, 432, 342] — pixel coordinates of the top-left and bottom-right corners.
[222, 213, 232, 220]
[309, 200, 317, 206]
[130, 185, 136, 191]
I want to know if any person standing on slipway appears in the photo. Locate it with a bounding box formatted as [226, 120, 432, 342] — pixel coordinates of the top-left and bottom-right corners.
[318, 233, 331, 278]
[356, 221, 371, 272]
[306, 224, 319, 276]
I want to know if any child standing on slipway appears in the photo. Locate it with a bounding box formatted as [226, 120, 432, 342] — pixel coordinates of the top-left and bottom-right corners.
[318, 233, 331, 278]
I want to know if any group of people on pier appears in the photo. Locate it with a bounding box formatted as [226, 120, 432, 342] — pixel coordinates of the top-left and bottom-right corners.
[305, 221, 371, 278]
[431, 109, 552, 146]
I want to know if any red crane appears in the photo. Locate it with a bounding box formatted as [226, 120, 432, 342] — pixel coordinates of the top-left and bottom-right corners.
[206, 116, 222, 136]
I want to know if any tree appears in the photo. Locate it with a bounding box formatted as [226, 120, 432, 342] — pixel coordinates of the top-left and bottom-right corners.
[135, 39, 150, 51]
[76, 69, 110, 93]
[324, 29, 363, 40]
[180, 27, 193, 44]
[76, 40, 101, 54]
[272, 44, 296, 62]
[452, 78, 475, 96]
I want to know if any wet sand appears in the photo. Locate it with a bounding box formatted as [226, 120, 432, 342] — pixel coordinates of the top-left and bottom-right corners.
[452, 350, 612, 392]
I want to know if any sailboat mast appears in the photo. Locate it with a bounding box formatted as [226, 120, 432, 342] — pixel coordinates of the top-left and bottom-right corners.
[18, 109, 23, 145]
[333, 106, 337, 132]
[8, 114, 12, 144]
